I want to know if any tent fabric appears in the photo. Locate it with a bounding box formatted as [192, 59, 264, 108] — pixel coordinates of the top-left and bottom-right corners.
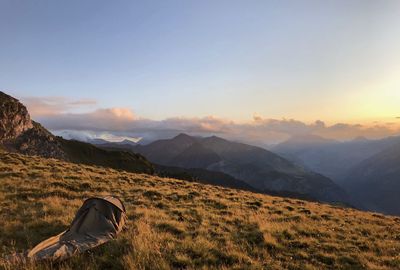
[26, 196, 127, 261]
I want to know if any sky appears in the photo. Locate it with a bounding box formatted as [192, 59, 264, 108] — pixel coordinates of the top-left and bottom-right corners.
[1, 0, 400, 144]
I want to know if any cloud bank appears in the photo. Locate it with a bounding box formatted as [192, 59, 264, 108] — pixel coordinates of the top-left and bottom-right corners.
[24, 97, 400, 146]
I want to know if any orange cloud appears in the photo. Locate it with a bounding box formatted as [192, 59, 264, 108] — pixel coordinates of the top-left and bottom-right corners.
[22, 96, 97, 117]
[32, 105, 400, 146]
[90, 108, 135, 121]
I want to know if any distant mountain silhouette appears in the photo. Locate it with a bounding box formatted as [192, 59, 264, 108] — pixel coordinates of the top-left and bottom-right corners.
[274, 135, 338, 152]
[344, 143, 400, 215]
[131, 133, 349, 203]
[89, 138, 137, 146]
[0, 91, 154, 174]
[273, 134, 400, 183]
[87, 138, 111, 145]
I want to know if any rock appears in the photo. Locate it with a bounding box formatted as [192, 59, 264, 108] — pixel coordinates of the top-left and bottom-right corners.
[0, 91, 65, 158]
[0, 91, 33, 142]
[13, 121, 66, 159]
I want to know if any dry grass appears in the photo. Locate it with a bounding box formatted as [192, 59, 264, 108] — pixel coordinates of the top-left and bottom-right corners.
[0, 151, 399, 270]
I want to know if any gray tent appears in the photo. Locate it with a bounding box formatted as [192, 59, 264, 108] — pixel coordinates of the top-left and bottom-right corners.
[27, 196, 127, 261]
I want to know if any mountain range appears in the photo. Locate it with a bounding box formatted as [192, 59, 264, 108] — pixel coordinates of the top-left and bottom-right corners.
[272, 134, 400, 215]
[3, 90, 400, 215]
[125, 133, 349, 203]
[273, 134, 400, 183]
[100, 132, 400, 215]
[1, 91, 276, 202]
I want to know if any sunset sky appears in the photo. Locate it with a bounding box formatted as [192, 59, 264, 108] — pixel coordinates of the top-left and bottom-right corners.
[1, 1, 400, 144]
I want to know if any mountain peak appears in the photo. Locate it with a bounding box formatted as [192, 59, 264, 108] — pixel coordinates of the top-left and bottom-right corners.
[119, 139, 137, 145]
[174, 133, 192, 138]
[0, 91, 18, 102]
[172, 133, 197, 143]
[203, 135, 228, 143]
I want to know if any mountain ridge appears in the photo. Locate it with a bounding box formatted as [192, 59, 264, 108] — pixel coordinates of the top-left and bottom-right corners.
[131, 133, 349, 204]
[344, 142, 400, 215]
[273, 133, 400, 182]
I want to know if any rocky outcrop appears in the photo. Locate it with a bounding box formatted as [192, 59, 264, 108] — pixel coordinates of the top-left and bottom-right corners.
[0, 91, 65, 158]
[0, 92, 33, 142]
[12, 121, 66, 159]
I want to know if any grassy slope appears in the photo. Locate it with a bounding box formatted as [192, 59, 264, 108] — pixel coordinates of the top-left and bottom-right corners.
[0, 151, 399, 270]
[60, 139, 155, 175]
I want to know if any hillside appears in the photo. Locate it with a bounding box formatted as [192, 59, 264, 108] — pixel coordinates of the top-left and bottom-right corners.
[155, 164, 257, 192]
[132, 134, 349, 204]
[344, 143, 400, 216]
[1, 151, 399, 270]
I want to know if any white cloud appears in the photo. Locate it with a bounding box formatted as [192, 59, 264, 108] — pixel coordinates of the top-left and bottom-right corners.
[53, 130, 141, 143]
